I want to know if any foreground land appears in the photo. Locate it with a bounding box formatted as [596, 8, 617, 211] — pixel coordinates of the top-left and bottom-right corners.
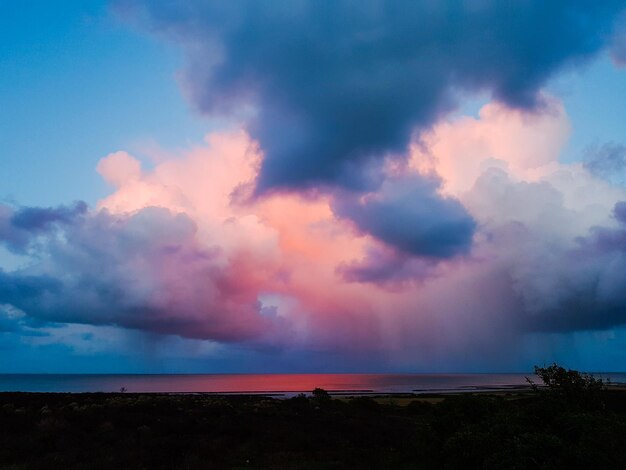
[1, 384, 626, 469]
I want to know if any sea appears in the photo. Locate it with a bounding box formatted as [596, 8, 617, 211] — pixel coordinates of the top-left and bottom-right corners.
[1, 373, 624, 395]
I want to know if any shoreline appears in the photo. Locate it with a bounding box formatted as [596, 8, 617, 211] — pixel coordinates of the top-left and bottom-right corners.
[2, 382, 625, 398]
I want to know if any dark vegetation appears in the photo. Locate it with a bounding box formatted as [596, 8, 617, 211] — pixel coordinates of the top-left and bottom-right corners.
[0, 365, 625, 469]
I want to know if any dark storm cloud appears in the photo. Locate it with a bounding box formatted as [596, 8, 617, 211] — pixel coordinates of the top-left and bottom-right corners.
[519, 201, 626, 333]
[0, 270, 62, 307]
[11, 201, 87, 230]
[0, 307, 51, 337]
[332, 174, 476, 258]
[0, 202, 87, 253]
[614, 201, 626, 222]
[337, 245, 439, 285]
[458, 169, 626, 335]
[0, 206, 287, 343]
[117, 0, 626, 261]
[123, 0, 626, 190]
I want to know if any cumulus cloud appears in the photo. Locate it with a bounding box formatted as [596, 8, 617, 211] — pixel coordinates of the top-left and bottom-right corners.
[119, 0, 625, 191]
[332, 173, 475, 258]
[3, 1, 626, 367]
[0, 203, 287, 344]
[0, 132, 379, 349]
[502, 198, 626, 334]
[114, 0, 626, 263]
[2, 98, 626, 365]
[0, 304, 49, 337]
[336, 245, 439, 286]
[0, 201, 87, 253]
[429, 109, 626, 334]
[97, 151, 143, 187]
[411, 98, 571, 195]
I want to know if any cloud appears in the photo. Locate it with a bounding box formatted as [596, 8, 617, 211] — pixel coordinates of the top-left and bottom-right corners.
[0, 131, 378, 349]
[517, 199, 626, 332]
[4, 100, 626, 367]
[453, 156, 626, 334]
[97, 151, 143, 187]
[0, 202, 87, 253]
[0, 129, 474, 355]
[411, 98, 571, 196]
[120, 0, 626, 191]
[0, 204, 287, 344]
[114, 0, 626, 263]
[610, 11, 626, 65]
[332, 173, 475, 258]
[11, 201, 87, 231]
[336, 245, 438, 286]
[0, 304, 50, 337]
[584, 142, 626, 185]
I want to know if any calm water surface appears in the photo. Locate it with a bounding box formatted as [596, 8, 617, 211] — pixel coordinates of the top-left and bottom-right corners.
[1, 373, 624, 394]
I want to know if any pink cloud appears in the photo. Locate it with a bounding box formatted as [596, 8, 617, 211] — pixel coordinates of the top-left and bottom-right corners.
[412, 97, 571, 196]
[97, 151, 143, 187]
[74, 103, 626, 353]
[4, 97, 626, 368]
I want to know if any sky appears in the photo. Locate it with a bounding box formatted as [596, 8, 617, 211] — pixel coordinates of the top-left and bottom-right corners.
[1, 0, 626, 373]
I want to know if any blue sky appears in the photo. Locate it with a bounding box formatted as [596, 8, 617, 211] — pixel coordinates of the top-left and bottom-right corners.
[0, 0, 208, 207]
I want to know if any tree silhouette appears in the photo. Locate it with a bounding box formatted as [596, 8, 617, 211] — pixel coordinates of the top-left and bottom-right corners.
[527, 363, 606, 409]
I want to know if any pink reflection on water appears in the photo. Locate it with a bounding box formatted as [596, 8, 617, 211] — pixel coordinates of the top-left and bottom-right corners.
[0, 373, 549, 394]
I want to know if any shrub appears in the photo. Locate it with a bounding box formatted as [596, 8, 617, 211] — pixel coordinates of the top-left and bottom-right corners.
[527, 363, 606, 409]
[311, 388, 331, 402]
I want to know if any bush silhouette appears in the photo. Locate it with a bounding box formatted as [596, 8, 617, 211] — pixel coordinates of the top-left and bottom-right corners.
[527, 363, 606, 409]
[311, 388, 331, 402]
